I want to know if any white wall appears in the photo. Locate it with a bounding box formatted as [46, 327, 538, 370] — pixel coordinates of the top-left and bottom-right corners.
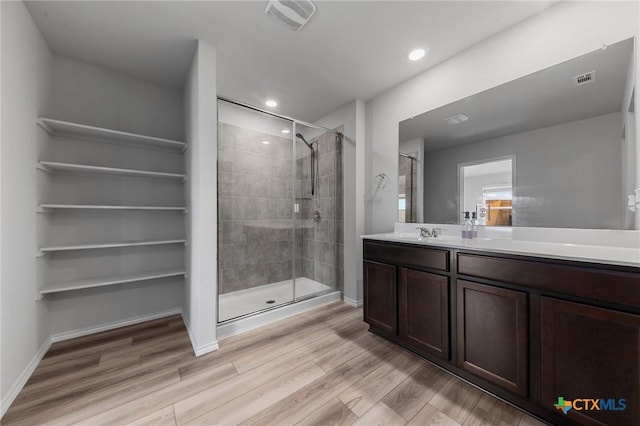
[184, 40, 218, 356]
[314, 100, 366, 306]
[365, 1, 640, 233]
[1, 0, 3, 411]
[1, 1, 52, 414]
[50, 56, 184, 140]
[45, 56, 185, 336]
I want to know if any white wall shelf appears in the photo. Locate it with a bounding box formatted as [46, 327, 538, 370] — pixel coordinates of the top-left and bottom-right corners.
[36, 111, 186, 307]
[37, 161, 187, 181]
[37, 117, 187, 152]
[37, 204, 187, 213]
[38, 239, 187, 256]
[39, 269, 186, 298]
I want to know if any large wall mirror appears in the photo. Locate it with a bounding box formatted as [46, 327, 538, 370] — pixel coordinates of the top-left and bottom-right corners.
[399, 37, 636, 229]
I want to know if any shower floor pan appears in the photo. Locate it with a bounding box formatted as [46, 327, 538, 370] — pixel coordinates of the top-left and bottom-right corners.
[218, 277, 331, 322]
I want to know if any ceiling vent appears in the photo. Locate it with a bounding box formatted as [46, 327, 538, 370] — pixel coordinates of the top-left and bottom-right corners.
[573, 70, 596, 86]
[444, 113, 469, 125]
[265, 0, 316, 32]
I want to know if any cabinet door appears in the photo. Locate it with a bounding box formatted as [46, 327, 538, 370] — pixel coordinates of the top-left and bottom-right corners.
[363, 260, 397, 336]
[541, 297, 640, 426]
[457, 280, 528, 397]
[399, 268, 449, 360]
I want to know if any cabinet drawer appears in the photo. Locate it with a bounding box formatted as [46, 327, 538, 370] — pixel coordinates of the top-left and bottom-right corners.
[458, 252, 640, 309]
[364, 240, 449, 272]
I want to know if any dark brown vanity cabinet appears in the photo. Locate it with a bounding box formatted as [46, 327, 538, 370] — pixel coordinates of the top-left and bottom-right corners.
[363, 241, 451, 358]
[399, 268, 449, 360]
[363, 238, 640, 425]
[363, 260, 397, 336]
[457, 280, 528, 397]
[541, 297, 640, 426]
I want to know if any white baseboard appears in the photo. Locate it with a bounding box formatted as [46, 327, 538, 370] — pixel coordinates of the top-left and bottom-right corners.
[344, 296, 363, 308]
[193, 340, 220, 357]
[1, 337, 52, 417]
[217, 291, 342, 339]
[50, 308, 182, 343]
[185, 323, 219, 357]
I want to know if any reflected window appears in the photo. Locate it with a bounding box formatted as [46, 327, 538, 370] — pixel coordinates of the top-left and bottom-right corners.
[460, 158, 513, 226]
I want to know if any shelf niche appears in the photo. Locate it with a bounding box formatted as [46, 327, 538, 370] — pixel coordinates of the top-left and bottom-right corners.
[37, 116, 187, 300]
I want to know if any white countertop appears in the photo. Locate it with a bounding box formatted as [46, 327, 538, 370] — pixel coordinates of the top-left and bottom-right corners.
[362, 227, 640, 268]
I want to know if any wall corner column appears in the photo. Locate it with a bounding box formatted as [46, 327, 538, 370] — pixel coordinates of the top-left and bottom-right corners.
[184, 40, 218, 355]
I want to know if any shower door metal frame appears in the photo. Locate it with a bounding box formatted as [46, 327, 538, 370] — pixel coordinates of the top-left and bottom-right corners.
[216, 97, 343, 324]
[217, 96, 343, 137]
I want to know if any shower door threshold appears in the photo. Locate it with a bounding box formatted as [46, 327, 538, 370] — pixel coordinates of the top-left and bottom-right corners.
[218, 277, 333, 323]
[217, 290, 341, 339]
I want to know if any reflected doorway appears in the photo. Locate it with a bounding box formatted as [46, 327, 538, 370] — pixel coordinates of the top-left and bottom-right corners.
[460, 157, 514, 226]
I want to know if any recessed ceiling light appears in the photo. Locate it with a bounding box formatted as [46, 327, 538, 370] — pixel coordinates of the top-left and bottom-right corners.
[281, 129, 291, 134]
[261, 140, 271, 145]
[408, 48, 426, 61]
[265, 100, 278, 107]
[444, 113, 469, 125]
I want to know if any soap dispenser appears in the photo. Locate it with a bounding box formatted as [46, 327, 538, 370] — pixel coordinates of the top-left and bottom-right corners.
[462, 212, 471, 239]
[471, 211, 479, 238]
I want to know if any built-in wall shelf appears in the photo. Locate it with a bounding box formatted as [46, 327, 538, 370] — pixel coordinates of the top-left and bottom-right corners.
[37, 204, 187, 213]
[37, 117, 187, 152]
[39, 268, 186, 298]
[36, 111, 186, 303]
[38, 239, 187, 256]
[37, 161, 187, 181]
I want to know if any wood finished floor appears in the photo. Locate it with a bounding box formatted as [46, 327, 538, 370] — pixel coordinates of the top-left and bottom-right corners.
[3, 302, 547, 426]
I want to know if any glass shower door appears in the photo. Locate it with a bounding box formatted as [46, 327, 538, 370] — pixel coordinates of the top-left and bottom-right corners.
[217, 100, 295, 322]
[293, 123, 343, 301]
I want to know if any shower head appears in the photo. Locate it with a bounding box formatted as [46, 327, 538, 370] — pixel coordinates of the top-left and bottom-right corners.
[296, 133, 314, 150]
[296, 132, 317, 197]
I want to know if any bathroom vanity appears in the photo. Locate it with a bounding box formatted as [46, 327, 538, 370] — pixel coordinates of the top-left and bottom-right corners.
[362, 232, 640, 426]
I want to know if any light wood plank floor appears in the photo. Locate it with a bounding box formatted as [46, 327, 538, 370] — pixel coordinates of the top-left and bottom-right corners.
[2, 302, 548, 426]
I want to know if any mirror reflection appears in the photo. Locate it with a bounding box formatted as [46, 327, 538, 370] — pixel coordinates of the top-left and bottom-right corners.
[460, 157, 513, 226]
[398, 37, 636, 229]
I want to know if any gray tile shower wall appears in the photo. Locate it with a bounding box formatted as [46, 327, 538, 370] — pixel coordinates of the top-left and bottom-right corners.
[296, 127, 344, 291]
[399, 151, 417, 222]
[218, 123, 295, 294]
[218, 121, 344, 296]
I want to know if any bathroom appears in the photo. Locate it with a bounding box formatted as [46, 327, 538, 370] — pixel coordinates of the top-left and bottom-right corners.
[1, 1, 639, 425]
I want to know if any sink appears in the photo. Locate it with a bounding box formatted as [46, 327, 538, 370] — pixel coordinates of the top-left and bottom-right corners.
[382, 233, 453, 241]
[382, 233, 421, 240]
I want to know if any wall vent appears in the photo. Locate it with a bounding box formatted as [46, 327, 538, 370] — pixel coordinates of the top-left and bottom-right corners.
[265, 0, 316, 32]
[573, 71, 596, 86]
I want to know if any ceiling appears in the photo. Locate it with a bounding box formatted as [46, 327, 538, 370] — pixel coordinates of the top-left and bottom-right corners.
[25, 1, 556, 122]
[400, 37, 633, 151]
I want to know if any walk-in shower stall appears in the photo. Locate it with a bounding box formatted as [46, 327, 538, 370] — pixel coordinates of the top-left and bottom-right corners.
[217, 99, 344, 323]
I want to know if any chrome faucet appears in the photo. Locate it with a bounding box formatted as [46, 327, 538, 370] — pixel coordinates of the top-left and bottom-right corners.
[431, 227, 445, 237]
[416, 227, 432, 238]
[416, 227, 445, 238]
